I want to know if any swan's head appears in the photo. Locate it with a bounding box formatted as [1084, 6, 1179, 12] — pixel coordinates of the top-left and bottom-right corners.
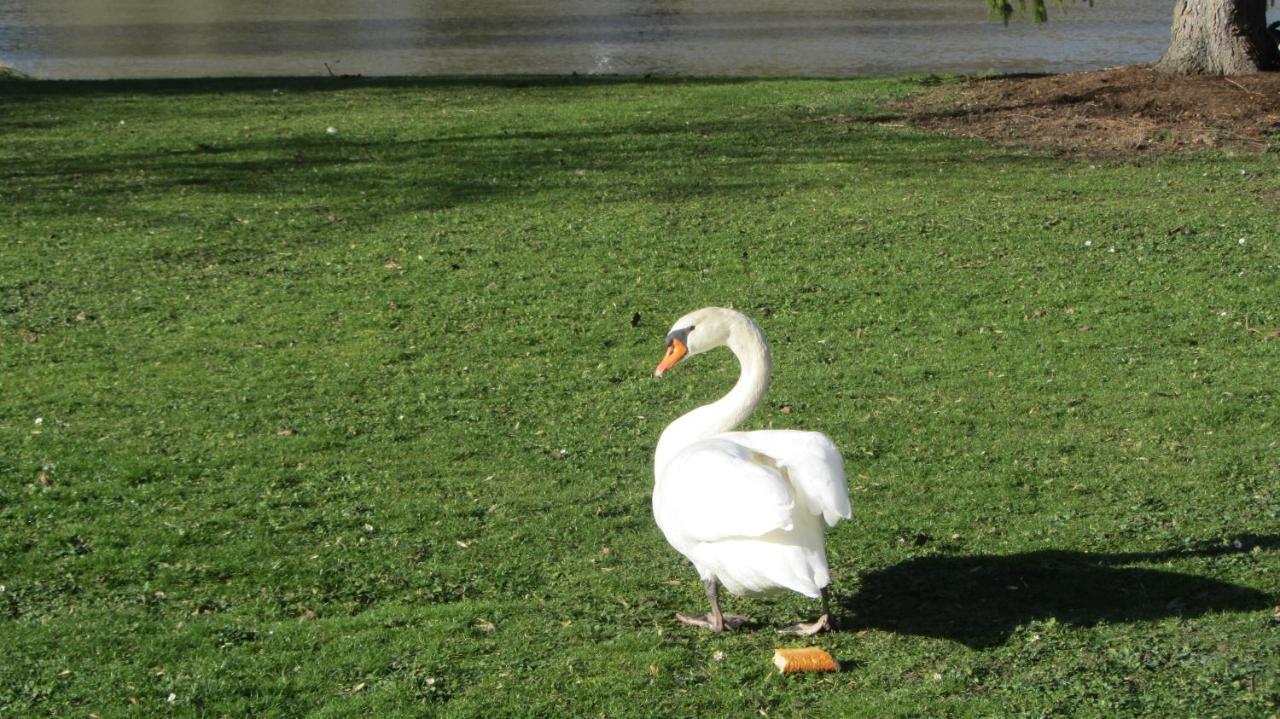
[654, 307, 736, 378]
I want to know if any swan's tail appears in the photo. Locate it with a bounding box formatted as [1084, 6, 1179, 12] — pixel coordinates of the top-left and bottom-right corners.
[691, 517, 831, 598]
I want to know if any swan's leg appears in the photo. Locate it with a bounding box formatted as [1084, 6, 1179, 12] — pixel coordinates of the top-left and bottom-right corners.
[778, 586, 833, 636]
[677, 578, 749, 631]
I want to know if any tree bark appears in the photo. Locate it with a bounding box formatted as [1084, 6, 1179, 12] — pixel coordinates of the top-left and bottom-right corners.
[1156, 0, 1280, 75]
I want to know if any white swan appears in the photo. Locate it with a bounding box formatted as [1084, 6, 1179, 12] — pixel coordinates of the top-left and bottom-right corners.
[652, 307, 851, 634]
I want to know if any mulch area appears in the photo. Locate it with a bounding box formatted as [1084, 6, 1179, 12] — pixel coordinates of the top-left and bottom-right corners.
[890, 64, 1280, 157]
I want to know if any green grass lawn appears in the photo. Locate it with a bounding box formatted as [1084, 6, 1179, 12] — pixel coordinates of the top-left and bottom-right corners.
[1, 75, 1277, 718]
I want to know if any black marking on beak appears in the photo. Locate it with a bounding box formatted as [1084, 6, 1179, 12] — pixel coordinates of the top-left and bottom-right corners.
[664, 326, 693, 348]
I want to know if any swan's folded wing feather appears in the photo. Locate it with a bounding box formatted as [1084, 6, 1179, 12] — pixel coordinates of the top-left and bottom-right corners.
[658, 438, 795, 542]
[724, 430, 851, 526]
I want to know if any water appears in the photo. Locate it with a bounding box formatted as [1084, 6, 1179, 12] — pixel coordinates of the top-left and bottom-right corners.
[0, 0, 1176, 80]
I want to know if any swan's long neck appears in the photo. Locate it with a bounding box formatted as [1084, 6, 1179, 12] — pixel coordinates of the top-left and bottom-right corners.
[654, 316, 771, 476]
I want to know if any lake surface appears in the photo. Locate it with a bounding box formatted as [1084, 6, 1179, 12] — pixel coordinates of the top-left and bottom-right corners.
[1, 0, 1177, 80]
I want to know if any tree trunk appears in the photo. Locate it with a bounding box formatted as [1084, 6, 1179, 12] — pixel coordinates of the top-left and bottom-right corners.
[1156, 0, 1279, 75]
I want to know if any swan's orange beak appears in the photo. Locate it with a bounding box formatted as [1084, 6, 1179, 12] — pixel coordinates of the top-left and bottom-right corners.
[654, 338, 687, 378]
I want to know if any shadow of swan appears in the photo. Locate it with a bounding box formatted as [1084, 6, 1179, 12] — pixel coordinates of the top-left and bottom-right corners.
[839, 534, 1278, 648]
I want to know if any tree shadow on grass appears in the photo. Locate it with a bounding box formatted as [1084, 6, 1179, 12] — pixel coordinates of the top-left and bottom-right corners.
[0, 75, 1042, 224]
[840, 534, 1278, 649]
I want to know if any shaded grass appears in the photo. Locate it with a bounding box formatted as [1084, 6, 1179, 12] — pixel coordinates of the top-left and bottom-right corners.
[1, 75, 1278, 717]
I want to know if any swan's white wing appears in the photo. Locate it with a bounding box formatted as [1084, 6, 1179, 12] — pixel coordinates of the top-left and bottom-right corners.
[657, 438, 795, 543]
[723, 430, 851, 526]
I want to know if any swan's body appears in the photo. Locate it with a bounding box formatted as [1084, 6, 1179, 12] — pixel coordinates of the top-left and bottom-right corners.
[652, 307, 851, 633]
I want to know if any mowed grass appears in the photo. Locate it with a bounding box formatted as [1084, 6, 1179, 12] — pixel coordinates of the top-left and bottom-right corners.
[1, 75, 1277, 718]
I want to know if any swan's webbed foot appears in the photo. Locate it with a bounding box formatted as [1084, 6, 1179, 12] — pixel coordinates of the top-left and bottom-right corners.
[676, 577, 748, 632]
[777, 613, 831, 636]
[777, 586, 835, 635]
[676, 612, 750, 632]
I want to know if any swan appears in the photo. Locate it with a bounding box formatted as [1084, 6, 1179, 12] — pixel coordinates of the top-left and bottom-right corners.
[652, 307, 851, 634]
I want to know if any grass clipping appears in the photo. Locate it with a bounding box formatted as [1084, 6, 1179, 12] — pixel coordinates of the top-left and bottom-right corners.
[773, 647, 839, 674]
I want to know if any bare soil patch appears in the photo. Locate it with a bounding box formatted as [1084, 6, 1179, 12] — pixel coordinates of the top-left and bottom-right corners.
[893, 64, 1280, 157]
